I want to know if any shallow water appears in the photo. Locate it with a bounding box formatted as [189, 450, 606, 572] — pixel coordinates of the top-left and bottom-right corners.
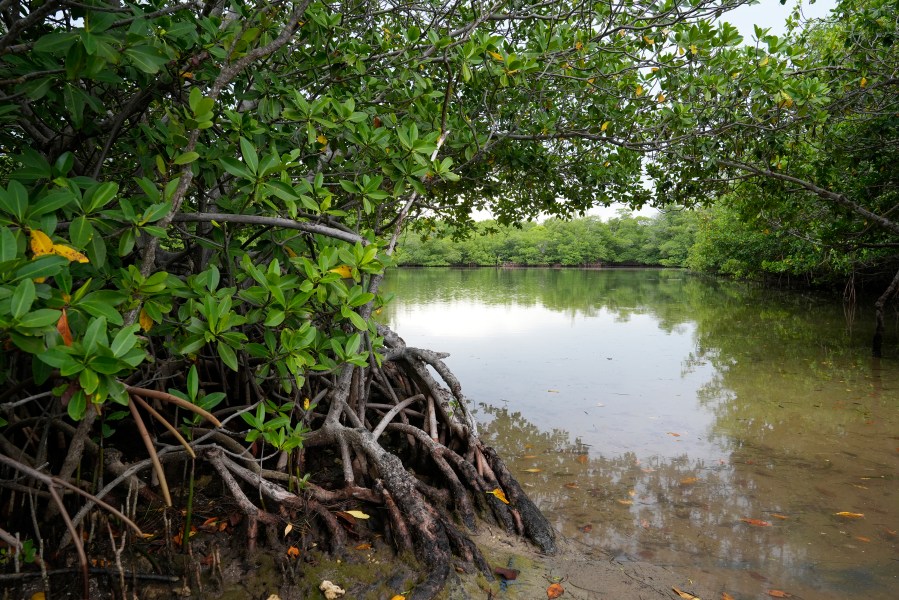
[382, 268, 899, 600]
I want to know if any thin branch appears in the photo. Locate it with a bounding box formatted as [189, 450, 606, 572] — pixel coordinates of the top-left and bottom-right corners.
[171, 213, 368, 246]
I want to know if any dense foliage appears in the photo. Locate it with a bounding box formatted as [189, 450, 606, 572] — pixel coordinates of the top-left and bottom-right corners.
[396, 210, 699, 267]
[1, 0, 897, 597]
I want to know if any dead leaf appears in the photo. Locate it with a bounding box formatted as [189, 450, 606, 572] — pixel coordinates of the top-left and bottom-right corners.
[680, 477, 698, 486]
[51, 244, 89, 263]
[522, 454, 538, 459]
[487, 488, 510, 504]
[721, 594, 735, 600]
[564, 482, 579, 489]
[576, 454, 588, 464]
[343, 509, 370, 519]
[390, 596, 405, 600]
[770, 513, 789, 520]
[766, 591, 792, 598]
[667, 432, 681, 437]
[672, 587, 700, 599]
[580, 524, 592, 533]
[30, 230, 53, 256]
[286, 546, 300, 558]
[834, 511, 864, 518]
[354, 543, 371, 550]
[854, 536, 871, 542]
[493, 566, 519, 580]
[547, 582, 564, 598]
[522, 468, 542, 473]
[740, 518, 772, 527]
[284, 523, 293, 536]
[329, 265, 352, 278]
[57, 308, 73, 346]
[616, 499, 633, 506]
[139, 308, 153, 332]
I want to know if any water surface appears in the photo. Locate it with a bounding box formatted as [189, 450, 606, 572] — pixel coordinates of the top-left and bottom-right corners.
[382, 268, 898, 600]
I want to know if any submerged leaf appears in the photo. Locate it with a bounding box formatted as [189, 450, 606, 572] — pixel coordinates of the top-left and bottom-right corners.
[834, 511, 864, 518]
[766, 591, 793, 598]
[522, 468, 542, 473]
[672, 587, 700, 599]
[740, 518, 772, 527]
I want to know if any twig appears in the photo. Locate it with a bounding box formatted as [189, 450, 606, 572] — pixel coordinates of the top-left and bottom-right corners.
[126, 386, 222, 427]
[131, 394, 196, 458]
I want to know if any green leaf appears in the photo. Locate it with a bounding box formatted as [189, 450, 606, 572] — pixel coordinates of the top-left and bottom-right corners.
[239, 137, 259, 174]
[68, 390, 87, 421]
[220, 157, 254, 180]
[174, 151, 199, 165]
[84, 181, 118, 213]
[0, 227, 17, 262]
[14, 255, 68, 282]
[125, 45, 169, 74]
[10, 279, 36, 319]
[110, 324, 140, 357]
[2, 180, 28, 220]
[70, 216, 94, 248]
[263, 310, 285, 327]
[17, 308, 62, 328]
[217, 342, 239, 371]
[187, 364, 199, 400]
[82, 317, 107, 353]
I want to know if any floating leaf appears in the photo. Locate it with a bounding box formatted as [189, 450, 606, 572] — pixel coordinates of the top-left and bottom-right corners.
[522, 468, 542, 473]
[766, 591, 792, 598]
[834, 511, 864, 518]
[564, 482, 579, 489]
[740, 518, 771, 527]
[390, 596, 406, 600]
[580, 524, 592, 533]
[522, 454, 538, 459]
[672, 587, 700, 599]
[487, 488, 510, 504]
[854, 536, 871, 542]
[667, 432, 681, 437]
[680, 477, 698, 486]
[722, 593, 735, 600]
[344, 510, 370, 519]
[771, 513, 789, 520]
[30, 230, 54, 256]
[576, 454, 588, 464]
[57, 308, 73, 346]
[616, 499, 633, 506]
[547, 582, 564, 598]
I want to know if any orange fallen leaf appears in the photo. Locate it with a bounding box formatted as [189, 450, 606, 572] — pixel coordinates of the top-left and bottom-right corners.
[740, 518, 772, 527]
[487, 488, 510, 504]
[564, 482, 579, 489]
[721, 593, 735, 600]
[770, 514, 789, 520]
[522, 454, 538, 459]
[667, 432, 681, 437]
[672, 587, 700, 599]
[854, 536, 871, 543]
[547, 582, 564, 598]
[390, 596, 405, 600]
[576, 454, 589, 464]
[355, 543, 372, 550]
[766, 590, 792, 598]
[286, 545, 300, 558]
[834, 511, 864, 518]
[680, 477, 698, 486]
[580, 524, 592, 533]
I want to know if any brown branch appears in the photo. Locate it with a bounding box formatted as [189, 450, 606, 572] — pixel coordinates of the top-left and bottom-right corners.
[128, 395, 173, 506]
[172, 212, 367, 245]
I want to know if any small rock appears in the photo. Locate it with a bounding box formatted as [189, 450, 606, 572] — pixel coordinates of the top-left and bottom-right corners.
[319, 580, 346, 599]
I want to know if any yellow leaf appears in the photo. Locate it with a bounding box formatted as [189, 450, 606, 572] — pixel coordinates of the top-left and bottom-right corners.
[344, 510, 370, 519]
[31, 593, 46, 600]
[722, 593, 735, 600]
[587, 77, 595, 84]
[488, 51, 503, 61]
[643, 36, 654, 45]
[317, 134, 328, 145]
[139, 308, 154, 333]
[635, 85, 643, 97]
[860, 77, 867, 88]
[759, 56, 769, 67]
[30, 230, 54, 256]
[834, 511, 864, 518]
[603, 161, 610, 167]
[575, 41, 583, 51]
[330, 264, 352, 278]
[657, 93, 665, 102]
[678, 47, 685, 55]
[285, 246, 297, 258]
[303, 397, 311, 410]
[52, 244, 89, 263]
[522, 468, 542, 473]
[672, 587, 701, 600]
[390, 596, 406, 600]
[487, 488, 510, 504]
[651, 67, 659, 72]
[601, 121, 610, 132]
[689, 44, 698, 55]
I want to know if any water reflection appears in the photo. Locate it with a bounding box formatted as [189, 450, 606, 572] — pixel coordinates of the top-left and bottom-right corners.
[382, 268, 899, 600]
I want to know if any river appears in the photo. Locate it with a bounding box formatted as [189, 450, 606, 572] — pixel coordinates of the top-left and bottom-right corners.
[381, 267, 898, 600]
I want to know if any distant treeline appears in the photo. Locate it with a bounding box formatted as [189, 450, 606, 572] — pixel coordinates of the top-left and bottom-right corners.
[395, 210, 698, 268]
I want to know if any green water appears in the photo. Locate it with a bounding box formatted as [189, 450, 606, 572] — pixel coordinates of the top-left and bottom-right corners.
[381, 267, 899, 600]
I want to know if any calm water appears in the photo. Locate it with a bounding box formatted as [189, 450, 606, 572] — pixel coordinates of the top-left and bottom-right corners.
[381, 268, 899, 600]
